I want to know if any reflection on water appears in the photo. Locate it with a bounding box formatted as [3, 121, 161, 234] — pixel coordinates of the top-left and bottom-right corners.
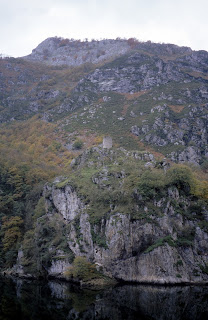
[0, 277, 208, 320]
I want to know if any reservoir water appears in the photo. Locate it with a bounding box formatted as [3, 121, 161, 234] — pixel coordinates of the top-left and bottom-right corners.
[0, 277, 208, 319]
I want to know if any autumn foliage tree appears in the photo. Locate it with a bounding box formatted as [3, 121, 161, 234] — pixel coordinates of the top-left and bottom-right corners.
[1, 216, 23, 252]
[0, 117, 74, 267]
[127, 38, 139, 48]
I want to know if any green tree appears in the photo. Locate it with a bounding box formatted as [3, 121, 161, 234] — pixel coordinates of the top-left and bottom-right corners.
[65, 256, 98, 280]
[73, 139, 83, 150]
[137, 169, 166, 199]
[167, 165, 194, 194]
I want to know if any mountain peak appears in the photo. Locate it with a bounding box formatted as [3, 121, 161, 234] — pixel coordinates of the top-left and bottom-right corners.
[23, 36, 192, 67]
[23, 37, 130, 66]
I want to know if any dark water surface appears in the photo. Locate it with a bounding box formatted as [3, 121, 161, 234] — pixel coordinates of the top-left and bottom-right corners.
[0, 277, 208, 320]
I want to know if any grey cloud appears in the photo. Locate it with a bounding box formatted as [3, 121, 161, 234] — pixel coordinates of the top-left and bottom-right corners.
[1, 0, 208, 57]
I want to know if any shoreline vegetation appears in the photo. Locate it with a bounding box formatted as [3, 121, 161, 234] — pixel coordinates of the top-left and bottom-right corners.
[1, 271, 208, 288]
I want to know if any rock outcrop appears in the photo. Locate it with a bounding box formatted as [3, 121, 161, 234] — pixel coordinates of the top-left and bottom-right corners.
[24, 37, 130, 66]
[43, 183, 208, 283]
[6, 147, 208, 283]
[12, 147, 205, 284]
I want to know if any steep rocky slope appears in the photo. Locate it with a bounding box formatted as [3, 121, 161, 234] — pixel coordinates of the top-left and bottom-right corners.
[10, 147, 208, 283]
[1, 37, 208, 284]
[2, 37, 207, 162]
[57, 48, 208, 164]
[1, 38, 208, 166]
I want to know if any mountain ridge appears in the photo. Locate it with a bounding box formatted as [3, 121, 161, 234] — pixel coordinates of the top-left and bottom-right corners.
[23, 36, 193, 66]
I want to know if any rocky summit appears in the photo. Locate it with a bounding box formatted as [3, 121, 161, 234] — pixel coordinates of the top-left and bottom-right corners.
[0, 37, 208, 284]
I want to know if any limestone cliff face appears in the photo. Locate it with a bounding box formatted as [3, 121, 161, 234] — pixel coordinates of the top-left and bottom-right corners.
[131, 102, 208, 165]
[48, 258, 71, 277]
[24, 37, 130, 66]
[9, 147, 208, 283]
[45, 181, 84, 221]
[43, 180, 208, 284]
[23, 37, 192, 68]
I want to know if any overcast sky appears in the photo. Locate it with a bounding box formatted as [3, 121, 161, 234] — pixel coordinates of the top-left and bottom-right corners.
[1, 0, 208, 57]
